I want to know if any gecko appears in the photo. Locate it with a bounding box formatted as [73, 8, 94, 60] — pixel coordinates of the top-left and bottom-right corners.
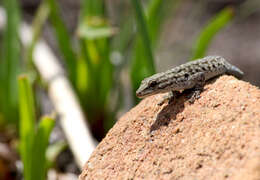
[136, 56, 244, 105]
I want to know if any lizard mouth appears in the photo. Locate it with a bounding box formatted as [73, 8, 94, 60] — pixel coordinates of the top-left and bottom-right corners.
[136, 88, 160, 98]
[136, 89, 153, 98]
[136, 91, 148, 98]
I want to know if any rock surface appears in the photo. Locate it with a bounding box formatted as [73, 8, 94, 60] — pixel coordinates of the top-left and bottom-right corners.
[80, 75, 260, 180]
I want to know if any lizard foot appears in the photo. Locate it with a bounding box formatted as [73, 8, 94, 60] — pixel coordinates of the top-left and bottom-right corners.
[188, 85, 204, 104]
[158, 91, 180, 106]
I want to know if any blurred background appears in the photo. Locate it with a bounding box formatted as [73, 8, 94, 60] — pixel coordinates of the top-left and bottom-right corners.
[0, 0, 259, 179]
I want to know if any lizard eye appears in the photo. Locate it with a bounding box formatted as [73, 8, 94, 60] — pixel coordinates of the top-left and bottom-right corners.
[149, 81, 157, 87]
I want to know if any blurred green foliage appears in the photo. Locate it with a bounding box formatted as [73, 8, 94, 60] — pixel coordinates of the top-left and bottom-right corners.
[44, 0, 176, 138]
[192, 7, 234, 60]
[0, 0, 21, 125]
[18, 75, 55, 180]
[40, 0, 114, 139]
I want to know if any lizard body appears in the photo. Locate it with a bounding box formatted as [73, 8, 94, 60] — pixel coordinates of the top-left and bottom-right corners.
[136, 56, 244, 101]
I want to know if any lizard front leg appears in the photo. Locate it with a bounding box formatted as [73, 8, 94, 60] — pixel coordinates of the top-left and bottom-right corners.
[158, 90, 181, 106]
[188, 72, 206, 103]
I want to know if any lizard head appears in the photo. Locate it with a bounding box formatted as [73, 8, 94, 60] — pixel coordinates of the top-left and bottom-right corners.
[136, 78, 158, 98]
[136, 74, 168, 98]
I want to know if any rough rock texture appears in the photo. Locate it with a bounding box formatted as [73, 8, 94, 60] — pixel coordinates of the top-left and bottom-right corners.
[80, 76, 260, 180]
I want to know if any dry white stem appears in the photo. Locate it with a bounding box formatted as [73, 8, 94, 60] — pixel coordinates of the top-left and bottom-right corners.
[0, 7, 97, 168]
[0, 7, 6, 30]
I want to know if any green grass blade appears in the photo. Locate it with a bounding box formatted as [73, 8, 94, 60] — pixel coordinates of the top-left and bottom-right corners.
[18, 75, 36, 180]
[27, 0, 50, 67]
[191, 7, 234, 60]
[47, 0, 77, 85]
[130, 0, 157, 103]
[147, 0, 180, 47]
[146, 0, 164, 46]
[131, 0, 155, 73]
[1, 0, 21, 123]
[31, 116, 55, 180]
[130, 0, 178, 103]
[80, 0, 104, 18]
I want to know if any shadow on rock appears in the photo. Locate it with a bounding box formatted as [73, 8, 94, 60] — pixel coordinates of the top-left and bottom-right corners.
[150, 94, 186, 132]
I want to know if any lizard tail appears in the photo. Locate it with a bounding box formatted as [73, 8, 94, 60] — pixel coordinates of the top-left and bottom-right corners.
[226, 63, 244, 79]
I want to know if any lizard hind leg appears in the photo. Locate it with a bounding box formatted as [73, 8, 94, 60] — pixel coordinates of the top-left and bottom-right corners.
[157, 91, 181, 106]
